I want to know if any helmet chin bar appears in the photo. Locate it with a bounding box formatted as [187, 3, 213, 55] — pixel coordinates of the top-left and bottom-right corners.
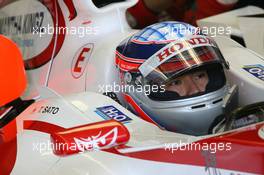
[144, 84, 239, 136]
[131, 85, 234, 136]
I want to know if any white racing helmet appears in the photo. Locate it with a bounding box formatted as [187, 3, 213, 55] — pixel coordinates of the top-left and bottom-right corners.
[115, 22, 237, 136]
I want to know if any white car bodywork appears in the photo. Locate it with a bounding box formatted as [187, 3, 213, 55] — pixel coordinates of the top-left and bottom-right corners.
[9, 91, 255, 175]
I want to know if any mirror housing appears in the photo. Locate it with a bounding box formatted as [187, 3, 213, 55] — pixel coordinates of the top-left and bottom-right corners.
[51, 120, 130, 156]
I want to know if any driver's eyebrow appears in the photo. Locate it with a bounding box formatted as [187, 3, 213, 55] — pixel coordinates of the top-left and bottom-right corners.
[194, 71, 206, 77]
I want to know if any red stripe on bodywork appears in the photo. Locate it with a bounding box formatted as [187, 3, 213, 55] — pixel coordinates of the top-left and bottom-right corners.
[63, 0, 77, 21]
[121, 123, 264, 174]
[23, 120, 65, 134]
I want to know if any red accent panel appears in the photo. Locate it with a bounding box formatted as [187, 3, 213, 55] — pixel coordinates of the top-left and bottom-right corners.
[63, 0, 77, 21]
[0, 139, 17, 175]
[123, 94, 159, 126]
[0, 112, 17, 143]
[51, 120, 130, 155]
[220, 123, 264, 145]
[0, 119, 17, 175]
[23, 120, 65, 134]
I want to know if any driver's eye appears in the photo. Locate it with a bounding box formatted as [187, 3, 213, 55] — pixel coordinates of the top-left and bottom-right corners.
[170, 79, 182, 86]
[194, 72, 206, 80]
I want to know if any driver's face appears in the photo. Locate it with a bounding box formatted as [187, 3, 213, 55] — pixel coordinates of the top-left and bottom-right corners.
[165, 70, 209, 96]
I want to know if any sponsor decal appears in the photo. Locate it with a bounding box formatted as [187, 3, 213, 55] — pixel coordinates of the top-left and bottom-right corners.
[33, 106, 60, 115]
[258, 125, 264, 140]
[71, 44, 93, 78]
[232, 114, 259, 129]
[0, 12, 44, 36]
[95, 105, 132, 124]
[74, 127, 118, 152]
[139, 35, 217, 77]
[0, 0, 66, 69]
[243, 64, 264, 81]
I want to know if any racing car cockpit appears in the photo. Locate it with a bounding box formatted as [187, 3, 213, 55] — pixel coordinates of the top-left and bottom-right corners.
[0, 1, 264, 174]
[115, 21, 264, 136]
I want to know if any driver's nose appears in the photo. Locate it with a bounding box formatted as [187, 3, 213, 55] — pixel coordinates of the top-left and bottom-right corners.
[182, 76, 200, 96]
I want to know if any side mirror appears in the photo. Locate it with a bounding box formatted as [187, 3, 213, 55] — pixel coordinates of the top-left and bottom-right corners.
[51, 120, 130, 156]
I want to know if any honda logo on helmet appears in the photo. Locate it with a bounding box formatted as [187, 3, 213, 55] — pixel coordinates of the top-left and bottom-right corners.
[157, 36, 215, 62]
[139, 35, 217, 77]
